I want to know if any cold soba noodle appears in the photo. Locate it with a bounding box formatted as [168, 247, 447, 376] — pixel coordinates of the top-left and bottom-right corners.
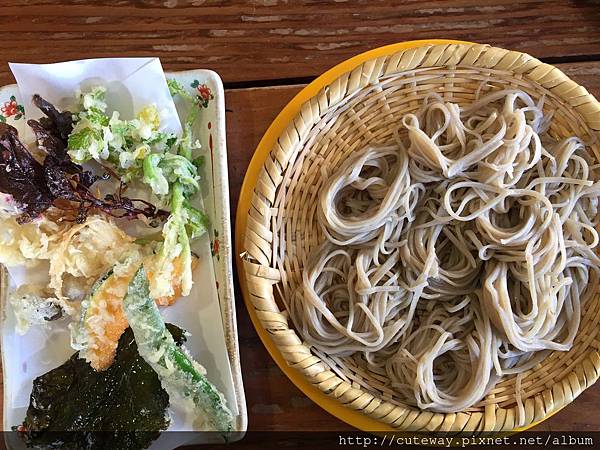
[287, 89, 600, 414]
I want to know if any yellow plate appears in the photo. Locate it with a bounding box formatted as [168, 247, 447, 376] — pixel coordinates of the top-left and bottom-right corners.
[235, 39, 563, 432]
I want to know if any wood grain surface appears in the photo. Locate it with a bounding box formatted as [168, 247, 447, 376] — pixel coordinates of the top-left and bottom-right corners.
[0, 0, 599, 85]
[1, 0, 600, 439]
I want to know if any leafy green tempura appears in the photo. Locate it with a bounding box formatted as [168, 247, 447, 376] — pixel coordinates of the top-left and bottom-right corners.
[67, 87, 168, 175]
[66, 82, 209, 299]
[20, 324, 186, 450]
[66, 85, 196, 200]
[149, 79, 209, 298]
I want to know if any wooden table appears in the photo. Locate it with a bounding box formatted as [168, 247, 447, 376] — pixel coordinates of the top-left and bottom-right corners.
[1, 0, 600, 436]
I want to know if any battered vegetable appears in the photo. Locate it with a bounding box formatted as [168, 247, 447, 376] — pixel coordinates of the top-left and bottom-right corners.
[123, 266, 233, 433]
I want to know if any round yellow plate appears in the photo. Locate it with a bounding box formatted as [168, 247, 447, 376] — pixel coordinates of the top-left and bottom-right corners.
[235, 39, 563, 432]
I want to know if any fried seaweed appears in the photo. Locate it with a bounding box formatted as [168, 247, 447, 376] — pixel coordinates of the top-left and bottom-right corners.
[0, 95, 167, 224]
[32, 93, 74, 144]
[0, 123, 53, 223]
[19, 324, 186, 450]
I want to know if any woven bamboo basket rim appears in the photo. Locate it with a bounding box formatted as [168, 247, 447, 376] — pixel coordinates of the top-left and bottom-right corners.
[235, 39, 600, 432]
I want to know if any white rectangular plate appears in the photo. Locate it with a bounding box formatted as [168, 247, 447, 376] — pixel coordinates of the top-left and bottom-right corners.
[0, 69, 247, 446]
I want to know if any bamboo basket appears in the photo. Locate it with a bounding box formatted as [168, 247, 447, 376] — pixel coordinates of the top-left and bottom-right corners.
[237, 41, 600, 432]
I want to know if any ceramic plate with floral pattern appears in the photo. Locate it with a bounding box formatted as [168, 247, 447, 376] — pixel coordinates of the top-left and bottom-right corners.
[0, 69, 246, 447]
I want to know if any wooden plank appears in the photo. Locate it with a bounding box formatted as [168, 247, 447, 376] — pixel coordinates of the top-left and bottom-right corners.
[226, 63, 600, 431]
[0, 0, 599, 85]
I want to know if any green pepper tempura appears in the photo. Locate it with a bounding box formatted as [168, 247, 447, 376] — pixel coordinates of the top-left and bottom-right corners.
[124, 267, 233, 433]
